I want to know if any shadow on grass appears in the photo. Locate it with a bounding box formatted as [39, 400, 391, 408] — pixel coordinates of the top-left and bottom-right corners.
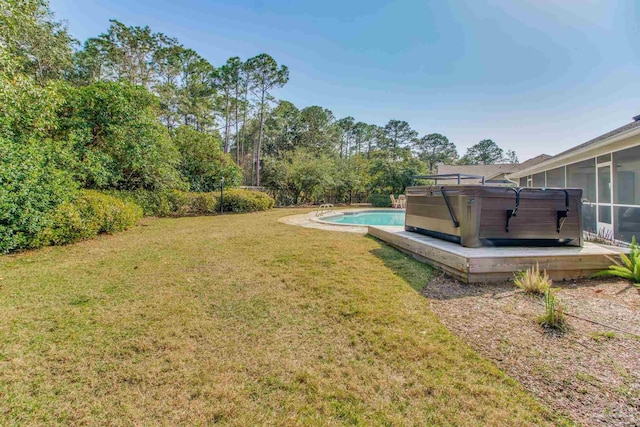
[368, 235, 628, 302]
[368, 235, 519, 301]
[366, 235, 433, 293]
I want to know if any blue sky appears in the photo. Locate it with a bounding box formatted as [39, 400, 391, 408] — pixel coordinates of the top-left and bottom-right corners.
[50, 0, 640, 160]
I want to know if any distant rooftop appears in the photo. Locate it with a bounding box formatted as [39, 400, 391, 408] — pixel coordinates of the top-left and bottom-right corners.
[436, 154, 552, 184]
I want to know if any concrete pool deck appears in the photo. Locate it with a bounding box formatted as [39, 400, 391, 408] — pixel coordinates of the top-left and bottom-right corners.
[278, 208, 403, 233]
[368, 225, 628, 283]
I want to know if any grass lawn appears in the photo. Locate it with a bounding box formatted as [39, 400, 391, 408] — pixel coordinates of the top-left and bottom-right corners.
[0, 209, 570, 426]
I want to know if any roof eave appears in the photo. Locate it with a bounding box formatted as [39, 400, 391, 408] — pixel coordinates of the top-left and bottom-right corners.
[507, 125, 640, 180]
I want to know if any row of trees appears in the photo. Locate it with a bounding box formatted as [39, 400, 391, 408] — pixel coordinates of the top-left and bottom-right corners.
[69, 19, 292, 187]
[261, 109, 518, 172]
[2, 0, 519, 213]
[256, 108, 518, 203]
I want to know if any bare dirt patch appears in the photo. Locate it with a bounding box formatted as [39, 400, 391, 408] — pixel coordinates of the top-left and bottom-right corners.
[422, 273, 640, 426]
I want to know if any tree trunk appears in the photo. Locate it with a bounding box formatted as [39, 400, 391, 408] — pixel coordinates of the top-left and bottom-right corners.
[235, 98, 240, 164]
[223, 95, 231, 153]
[240, 85, 249, 169]
[255, 92, 265, 186]
[250, 145, 255, 186]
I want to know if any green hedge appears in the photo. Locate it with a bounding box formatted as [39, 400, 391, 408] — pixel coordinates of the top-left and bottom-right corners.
[106, 189, 176, 217]
[368, 193, 393, 207]
[2, 188, 274, 253]
[220, 189, 275, 213]
[167, 191, 220, 216]
[34, 190, 143, 247]
[109, 189, 274, 217]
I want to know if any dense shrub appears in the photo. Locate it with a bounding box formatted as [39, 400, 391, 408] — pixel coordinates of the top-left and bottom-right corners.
[167, 191, 220, 216]
[368, 194, 393, 207]
[173, 126, 242, 191]
[34, 190, 143, 246]
[106, 189, 174, 217]
[0, 52, 77, 254]
[367, 153, 424, 195]
[190, 192, 219, 214]
[220, 189, 275, 213]
[4, 187, 272, 252]
[261, 150, 338, 205]
[57, 82, 185, 191]
[0, 139, 78, 253]
[110, 190, 216, 216]
[109, 189, 272, 216]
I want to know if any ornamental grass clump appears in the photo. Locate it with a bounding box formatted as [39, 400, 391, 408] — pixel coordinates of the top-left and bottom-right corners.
[538, 288, 566, 330]
[513, 264, 552, 294]
[596, 236, 640, 288]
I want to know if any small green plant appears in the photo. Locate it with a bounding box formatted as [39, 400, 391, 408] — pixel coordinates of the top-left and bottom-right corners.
[538, 289, 565, 330]
[513, 264, 552, 294]
[590, 331, 616, 342]
[595, 236, 640, 288]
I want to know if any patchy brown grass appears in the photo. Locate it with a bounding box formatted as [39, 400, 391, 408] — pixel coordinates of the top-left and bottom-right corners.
[0, 209, 567, 426]
[422, 272, 639, 426]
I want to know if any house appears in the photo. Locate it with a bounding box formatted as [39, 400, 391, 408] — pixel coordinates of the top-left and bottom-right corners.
[436, 154, 552, 185]
[507, 115, 640, 243]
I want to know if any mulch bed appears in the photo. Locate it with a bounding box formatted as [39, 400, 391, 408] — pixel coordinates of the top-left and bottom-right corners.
[422, 272, 640, 426]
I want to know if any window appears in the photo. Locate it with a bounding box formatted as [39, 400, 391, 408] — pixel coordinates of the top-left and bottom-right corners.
[546, 167, 565, 188]
[613, 146, 640, 205]
[599, 205, 612, 224]
[598, 165, 611, 203]
[582, 204, 597, 233]
[615, 206, 640, 243]
[567, 158, 596, 202]
[532, 172, 545, 187]
[597, 154, 611, 164]
[519, 177, 527, 187]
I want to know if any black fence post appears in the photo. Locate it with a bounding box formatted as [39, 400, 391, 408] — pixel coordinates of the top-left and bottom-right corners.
[220, 176, 225, 214]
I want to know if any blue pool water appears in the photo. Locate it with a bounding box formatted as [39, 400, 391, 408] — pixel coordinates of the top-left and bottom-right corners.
[324, 210, 405, 226]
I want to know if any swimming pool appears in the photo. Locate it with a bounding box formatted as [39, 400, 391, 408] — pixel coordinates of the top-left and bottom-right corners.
[322, 210, 405, 226]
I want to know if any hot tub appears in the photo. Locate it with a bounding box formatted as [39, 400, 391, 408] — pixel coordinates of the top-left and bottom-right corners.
[404, 185, 583, 247]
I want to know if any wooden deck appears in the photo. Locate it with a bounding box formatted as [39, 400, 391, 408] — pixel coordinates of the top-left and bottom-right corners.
[368, 226, 627, 283]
